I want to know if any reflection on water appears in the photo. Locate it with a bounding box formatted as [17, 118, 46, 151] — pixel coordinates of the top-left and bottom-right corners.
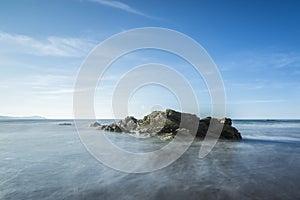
[0, 120, 299, 199]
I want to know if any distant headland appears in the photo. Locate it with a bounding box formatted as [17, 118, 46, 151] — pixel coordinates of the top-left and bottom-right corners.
[0, 115, 46, 120]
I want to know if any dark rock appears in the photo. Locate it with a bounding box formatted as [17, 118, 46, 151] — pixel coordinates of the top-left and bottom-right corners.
[99, 123, 122, 133]
[58, 123, 72, 126]
[219, 118, 232, 126]
[220, 125, 241, 140]
[137, 111, 180, 134]
[117, 116, 138, 132]
[91, 109, 242, 140]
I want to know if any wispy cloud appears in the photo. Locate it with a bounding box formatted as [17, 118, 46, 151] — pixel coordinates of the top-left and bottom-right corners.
[227, 82, 266, 90]
[228, 99, 287, 105]
[37, 87, 98, 95]
[255, 52, 300, 69]
[88, 0, 155, 19]
[0, 31, 96, 57]
[222, 51, 300, 72]
[23, 74, 74, 87]
[37, 88, 74, 95]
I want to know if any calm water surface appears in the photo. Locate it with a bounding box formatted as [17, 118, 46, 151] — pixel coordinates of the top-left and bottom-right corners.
[0, 119, 299, 200]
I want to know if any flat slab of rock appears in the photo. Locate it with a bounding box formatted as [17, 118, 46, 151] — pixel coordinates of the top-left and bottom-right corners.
[58, 123, 72, 126]
[91, 109, 242, 140]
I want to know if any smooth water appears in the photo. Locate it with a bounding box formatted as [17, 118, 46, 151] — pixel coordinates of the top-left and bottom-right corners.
[0, 119, 299, 200]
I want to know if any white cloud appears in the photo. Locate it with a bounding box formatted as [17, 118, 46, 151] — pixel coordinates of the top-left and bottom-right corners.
[88, 0, 154, 19]
[0, 31, 96, 57]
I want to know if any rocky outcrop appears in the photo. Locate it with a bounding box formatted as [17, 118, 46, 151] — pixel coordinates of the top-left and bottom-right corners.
[90, 122, 101, 128]
[92, 109, 242, 140]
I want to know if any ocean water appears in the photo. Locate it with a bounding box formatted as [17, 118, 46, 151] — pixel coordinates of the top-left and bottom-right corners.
[0, 119, 299, 200]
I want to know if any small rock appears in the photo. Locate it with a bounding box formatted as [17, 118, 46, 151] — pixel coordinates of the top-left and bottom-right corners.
[90, 122, 101, 127]
[58, 123, 72, 126]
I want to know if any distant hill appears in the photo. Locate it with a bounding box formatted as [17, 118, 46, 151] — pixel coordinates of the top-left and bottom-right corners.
[0, 115, 46, 120]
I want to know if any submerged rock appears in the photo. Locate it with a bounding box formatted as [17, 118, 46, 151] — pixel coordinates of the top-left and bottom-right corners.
[58, 123, 72, 126]
[91, 109, 242, 140]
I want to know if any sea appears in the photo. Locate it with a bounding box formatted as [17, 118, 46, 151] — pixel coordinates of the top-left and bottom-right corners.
[0, 119, 299, 200]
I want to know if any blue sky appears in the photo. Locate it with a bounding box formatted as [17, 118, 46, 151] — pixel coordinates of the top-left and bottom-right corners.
[0, 0, 300, 119]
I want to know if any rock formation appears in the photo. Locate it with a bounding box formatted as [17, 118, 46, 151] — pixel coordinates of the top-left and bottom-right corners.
[91, 109, 242, 140]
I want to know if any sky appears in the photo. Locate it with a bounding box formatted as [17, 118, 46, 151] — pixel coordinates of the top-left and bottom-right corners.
[0, 0, 300, 119]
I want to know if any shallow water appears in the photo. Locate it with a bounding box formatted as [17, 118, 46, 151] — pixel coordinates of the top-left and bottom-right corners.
[0, 119, 299, 200]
